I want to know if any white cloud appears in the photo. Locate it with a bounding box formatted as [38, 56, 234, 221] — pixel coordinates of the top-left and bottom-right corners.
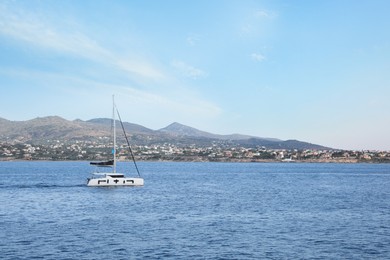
[0, 3, 221, 128]
[122, 86, 221, 117]
[254, 9, 277, 19]
[0, 66, 222, 125]
[80, 81, 223, 128]
[251, 52, 266, 62]
[171, 60, 207, 79]
[240, 8, 277, 37]
[0, 8, 106, 57]
[115, 59, 165, 81]
[186, 33, 200, 46]
[0, 5, 165, 82]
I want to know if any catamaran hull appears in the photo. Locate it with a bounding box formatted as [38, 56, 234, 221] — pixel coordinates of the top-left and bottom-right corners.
[87, 177, 144, 187]
[87, 96, 144, 187]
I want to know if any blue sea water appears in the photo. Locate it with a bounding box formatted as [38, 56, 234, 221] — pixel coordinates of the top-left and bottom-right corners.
[0, 161, 389, 259]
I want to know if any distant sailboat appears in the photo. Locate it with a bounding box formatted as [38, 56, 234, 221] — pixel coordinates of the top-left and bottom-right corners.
[87, 96, 144, 187]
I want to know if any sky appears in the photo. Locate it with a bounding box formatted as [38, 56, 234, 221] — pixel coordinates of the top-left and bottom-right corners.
[0, 0, 390, 151]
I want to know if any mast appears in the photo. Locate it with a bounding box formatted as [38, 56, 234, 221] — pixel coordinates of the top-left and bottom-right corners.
[117, 109, 142, 178]
[112, 95, 116, 174]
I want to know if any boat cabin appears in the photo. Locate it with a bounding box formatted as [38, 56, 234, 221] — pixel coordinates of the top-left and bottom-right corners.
[106, 174, 125, 178]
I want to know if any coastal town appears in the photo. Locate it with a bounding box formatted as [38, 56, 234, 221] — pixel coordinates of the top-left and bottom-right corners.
[1, 140, 389, 163]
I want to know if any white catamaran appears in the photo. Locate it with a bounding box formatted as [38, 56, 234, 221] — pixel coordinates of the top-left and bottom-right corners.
[87, 96, 144, 187]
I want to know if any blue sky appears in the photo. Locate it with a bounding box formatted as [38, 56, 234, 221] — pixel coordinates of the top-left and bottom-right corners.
[1, 0, 389, 150]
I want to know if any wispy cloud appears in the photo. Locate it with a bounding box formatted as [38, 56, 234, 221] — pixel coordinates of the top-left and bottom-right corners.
[186, 33, 201, 46]
[0, 5, 165, 82]
[254, 9, 277, 19]
[0, 7, 107, 57]
[171, 60, 207, 79]
[0, 66, 221, 123]
[251, 52, 266, 62]
[240, 8, 277, 37]
[120, 85, 222, 118]
[115, 59, 165, 81]
[0, 3, 222, 127]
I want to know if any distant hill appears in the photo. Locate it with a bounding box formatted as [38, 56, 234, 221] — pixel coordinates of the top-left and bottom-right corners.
[159, 122, 280, 141]
[159, 122, 230, 139]
[87, 118, 155, 134]
[0, 116, 109, 143]
[236, 138, 327, 150]
[0, 116, 331, 149]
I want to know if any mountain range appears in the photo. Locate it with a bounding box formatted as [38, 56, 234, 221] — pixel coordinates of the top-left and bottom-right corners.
[0, 116, 330, 150]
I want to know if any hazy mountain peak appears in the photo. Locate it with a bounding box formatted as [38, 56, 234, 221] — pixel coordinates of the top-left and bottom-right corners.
[28, 116, 68, 123]
[0, 116, 330, 149]
[159, 122, 208, 137]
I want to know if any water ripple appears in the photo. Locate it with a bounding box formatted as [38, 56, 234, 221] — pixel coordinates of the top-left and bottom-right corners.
[0, 162, 390, 259]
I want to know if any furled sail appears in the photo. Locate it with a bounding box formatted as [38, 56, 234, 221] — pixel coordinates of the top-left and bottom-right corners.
[90, 160, 114, 167]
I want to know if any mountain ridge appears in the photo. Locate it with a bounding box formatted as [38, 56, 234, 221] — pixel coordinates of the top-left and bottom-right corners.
[159, 122, 281, 141]
[0, 116, 330, 150]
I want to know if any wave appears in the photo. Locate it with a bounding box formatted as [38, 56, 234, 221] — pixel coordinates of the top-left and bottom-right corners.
[0, 183, 86, 189]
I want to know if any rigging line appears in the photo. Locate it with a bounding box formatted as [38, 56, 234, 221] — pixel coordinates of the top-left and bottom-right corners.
[116, 108, 141, 178]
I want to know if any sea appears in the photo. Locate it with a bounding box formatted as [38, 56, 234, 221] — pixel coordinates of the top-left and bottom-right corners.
[0, 161, 389, 259]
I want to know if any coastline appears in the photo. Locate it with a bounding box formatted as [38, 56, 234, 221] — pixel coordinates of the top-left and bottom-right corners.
[2, 142, 389, 163]
[1, 157, 388, 163]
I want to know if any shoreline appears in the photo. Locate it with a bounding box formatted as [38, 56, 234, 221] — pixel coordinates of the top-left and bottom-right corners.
[1, 158, 388, 164]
